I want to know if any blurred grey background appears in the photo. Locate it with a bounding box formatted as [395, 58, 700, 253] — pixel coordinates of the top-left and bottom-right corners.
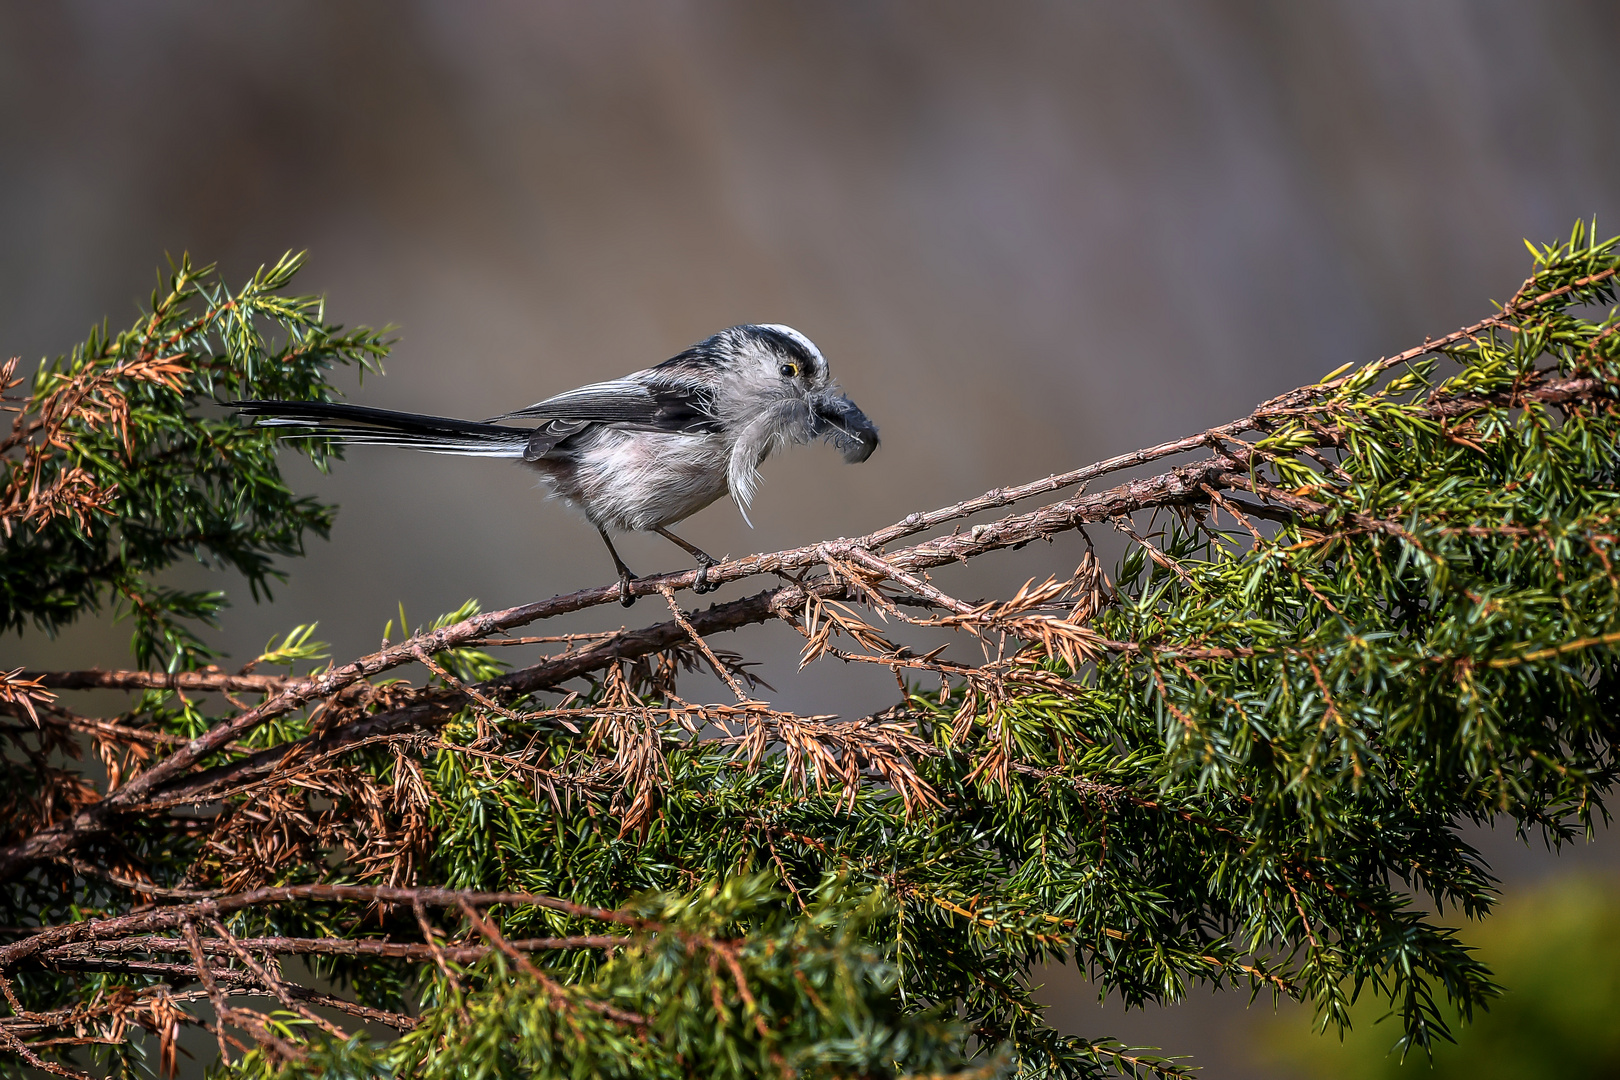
[4, 2, 1619, 1075]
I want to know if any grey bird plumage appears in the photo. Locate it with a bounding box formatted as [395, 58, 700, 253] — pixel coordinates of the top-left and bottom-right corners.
[233, 324, 879, 604]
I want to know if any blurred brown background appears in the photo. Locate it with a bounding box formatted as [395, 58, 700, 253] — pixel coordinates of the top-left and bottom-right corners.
[4, 2, 1619, 1075]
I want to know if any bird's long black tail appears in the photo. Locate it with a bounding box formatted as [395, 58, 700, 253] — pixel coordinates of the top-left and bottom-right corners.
[232, 400, 531, 458]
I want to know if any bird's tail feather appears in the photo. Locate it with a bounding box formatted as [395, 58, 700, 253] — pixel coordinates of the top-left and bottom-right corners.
[231, 400, 531, 458]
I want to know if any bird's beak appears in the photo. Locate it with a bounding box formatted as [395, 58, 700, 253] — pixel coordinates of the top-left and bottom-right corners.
[810, 392, 880, 463]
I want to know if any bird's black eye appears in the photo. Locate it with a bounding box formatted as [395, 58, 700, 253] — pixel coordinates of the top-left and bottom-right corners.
[779, 363, 798, 379]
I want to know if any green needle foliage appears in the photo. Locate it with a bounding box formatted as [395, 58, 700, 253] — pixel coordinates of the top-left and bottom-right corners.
[241, 880, 976, 1080]
[0, 254, 385, 668]
[1258, 874, 1620, 1078]
[2, 225, 1619, 1080]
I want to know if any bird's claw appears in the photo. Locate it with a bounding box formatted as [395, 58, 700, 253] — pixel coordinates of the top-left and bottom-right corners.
[618, 572, 639, 607]
[693, 560, 716, 594]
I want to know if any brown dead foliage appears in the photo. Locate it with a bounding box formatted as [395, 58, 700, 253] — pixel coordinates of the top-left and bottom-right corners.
[0, 350, 189, 536]
[0, 668, 56, 728]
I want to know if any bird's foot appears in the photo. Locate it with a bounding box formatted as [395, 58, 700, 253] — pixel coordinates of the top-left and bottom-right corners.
[618, 571, 639, 607]
[693, 557, 717, 594]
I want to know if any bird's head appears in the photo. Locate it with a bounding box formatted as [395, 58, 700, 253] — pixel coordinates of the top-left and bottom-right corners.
[720, 323, 880, 463]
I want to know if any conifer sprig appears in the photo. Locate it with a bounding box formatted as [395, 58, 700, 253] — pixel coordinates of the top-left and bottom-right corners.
[0, 253, 385, 669]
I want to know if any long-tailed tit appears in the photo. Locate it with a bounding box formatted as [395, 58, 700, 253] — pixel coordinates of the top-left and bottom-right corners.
[234, 324, 879, 605]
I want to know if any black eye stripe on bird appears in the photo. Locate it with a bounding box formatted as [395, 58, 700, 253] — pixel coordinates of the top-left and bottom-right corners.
[231, 324, 878, 606]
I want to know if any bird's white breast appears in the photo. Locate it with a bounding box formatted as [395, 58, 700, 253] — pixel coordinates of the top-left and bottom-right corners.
[529, 429, 733, 533]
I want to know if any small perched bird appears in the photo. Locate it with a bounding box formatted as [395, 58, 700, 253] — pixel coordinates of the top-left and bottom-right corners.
[234, 324, 879, 605]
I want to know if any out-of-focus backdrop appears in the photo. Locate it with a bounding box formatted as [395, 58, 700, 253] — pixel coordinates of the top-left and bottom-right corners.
[5, 3, 1619, 1075]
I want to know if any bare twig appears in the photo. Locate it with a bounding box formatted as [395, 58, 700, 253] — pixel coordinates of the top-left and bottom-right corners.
[1112, 518, 1195, 587]
[409, 643, 529, 722]
[57, 857, 220, 899]
[0, 884, 648, 969]
[657, 584, 749, 701]
[203, 916, 348, 1040]
[414, 898, 464, 995]
[38, 932, 627, 965]
[825, 542, 977, 616]
[456, 899, 649, 1028]
[23, 669, 288, 694]
[1201, 484, 1265, 545]
[462, 632, 620, 648]
[179, 919, 232, 1064]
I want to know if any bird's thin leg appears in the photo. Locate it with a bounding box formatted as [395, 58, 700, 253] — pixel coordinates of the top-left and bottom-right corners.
[598, 527, 639, 607]
[653, 527, 719, 594]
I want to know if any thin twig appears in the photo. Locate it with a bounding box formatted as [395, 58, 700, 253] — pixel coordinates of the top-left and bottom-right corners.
[657, 585, 749, 701]
[204, 916, 348, 1040]
[1, 884, 650, 968]
[57, 858, 220, 900]
[414, 897, 465, 996]
[462, 632, 620, 648]
[1201, 484, 1265, 545]
[24, 669, 288, 694]
[179, 919, 231, 1064]
[1113, 517, 1195, 586]
[828, 543, 977, 616]
[409, 643, 530, 722]
[456, 900, 649, 1028]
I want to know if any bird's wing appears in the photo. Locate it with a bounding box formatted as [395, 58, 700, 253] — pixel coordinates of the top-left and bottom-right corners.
[488, 378, 659, 424]
[487, 372, 721, 458]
